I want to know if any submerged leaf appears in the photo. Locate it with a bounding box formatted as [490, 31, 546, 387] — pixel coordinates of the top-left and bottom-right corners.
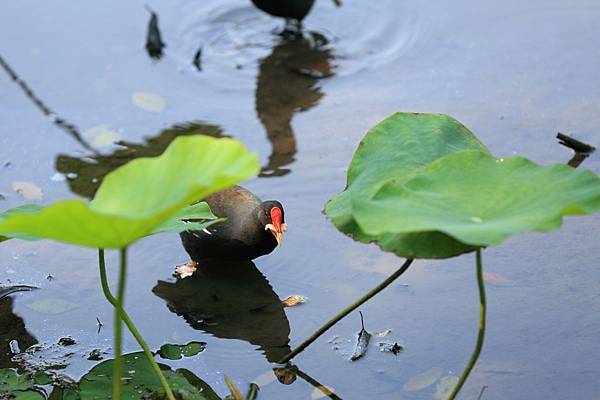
[132, 91, 167, 113]
[12, 181, 43, 201]
[82, 124, 122, 147]
[354, 150, 600, 249]
[403, 367, 443, 391]
[433, 375, 459, 399]
[26, 298, 78, 315]
[0, 136, 259, 248]
[325, 113, 487, 258]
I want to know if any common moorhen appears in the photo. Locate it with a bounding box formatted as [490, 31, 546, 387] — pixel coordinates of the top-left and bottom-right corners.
[176, 185, 287, 277]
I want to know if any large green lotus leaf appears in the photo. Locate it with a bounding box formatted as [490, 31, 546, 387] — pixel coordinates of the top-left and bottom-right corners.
[353, 150, 600, 254]
[0, 136, 258, 248]
[65, 352, 221, 400]
[325, 113, 488, 258]
[0, 204, 44, 242]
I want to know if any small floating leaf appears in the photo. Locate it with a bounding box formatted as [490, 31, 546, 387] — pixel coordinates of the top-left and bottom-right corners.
[82, 124, 122, 147]
[26, 298, 78, 315]
[158, 341, 206, 360]
[12, 181, 43, 201]
[403, 367, 443, 391]
[132, 91, 167, 113]
[282, 294, 307, 307]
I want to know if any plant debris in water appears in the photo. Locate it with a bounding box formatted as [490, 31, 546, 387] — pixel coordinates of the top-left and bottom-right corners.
[57, 337, 76, 346]
[349, 311, 371, 361]
[378, 341, 403, 355]
[282, 294, 307, 307]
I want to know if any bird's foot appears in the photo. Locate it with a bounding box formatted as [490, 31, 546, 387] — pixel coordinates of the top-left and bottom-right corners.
[174, 260, 198, 279]
[279, 19, 303, 41]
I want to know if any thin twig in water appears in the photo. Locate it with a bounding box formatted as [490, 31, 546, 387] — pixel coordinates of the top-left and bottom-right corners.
[477, 385, 488, 400]
[0, 54, 97, 153]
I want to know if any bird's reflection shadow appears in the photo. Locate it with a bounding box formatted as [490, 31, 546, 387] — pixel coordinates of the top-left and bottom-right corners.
[256, 32, 335, 177]
[152, 260, 294, 376]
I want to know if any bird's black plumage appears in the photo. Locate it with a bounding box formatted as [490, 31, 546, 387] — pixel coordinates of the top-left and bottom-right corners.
[251, 0, 316, 21]
[180, 186, 285, 261]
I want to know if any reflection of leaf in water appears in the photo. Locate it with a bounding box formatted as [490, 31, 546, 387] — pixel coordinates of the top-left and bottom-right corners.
[25, 298, 78, 315]
[158, 341, 206, 360]
[55, 122, 226, 198]
[403, 367, 443, 392]
[63, 352, 221, 400]
[153, 260, 291, 363]
[132, 91, 167, 113]
[433, 376, 459, 399]
[0, 297, 38, 369]
[12, 181, 43, 201]
[256, 34, 334, 177]
[82, 124, 122, 148]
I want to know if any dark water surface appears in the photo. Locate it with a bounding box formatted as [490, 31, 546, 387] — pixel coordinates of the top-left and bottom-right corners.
[1, 0, 600, 399]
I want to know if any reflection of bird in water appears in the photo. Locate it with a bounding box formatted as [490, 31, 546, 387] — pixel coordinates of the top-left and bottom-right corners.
[144, 6, 166, 60]
[177, 186, 286, 277]
[152, 260, 294, 370]
[256, 33, 334, 177]
[55, 122, 226, 198]
[0, 295, 37, 369]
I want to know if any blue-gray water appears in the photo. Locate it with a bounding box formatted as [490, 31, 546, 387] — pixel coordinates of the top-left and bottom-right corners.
[1, 0, 599, 398]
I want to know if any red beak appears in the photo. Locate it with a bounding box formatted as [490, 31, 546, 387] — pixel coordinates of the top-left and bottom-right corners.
[266, 207, 287, 245]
